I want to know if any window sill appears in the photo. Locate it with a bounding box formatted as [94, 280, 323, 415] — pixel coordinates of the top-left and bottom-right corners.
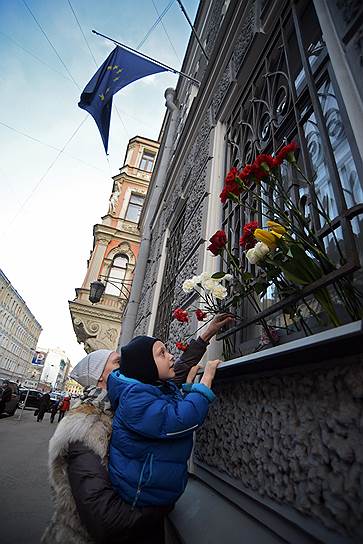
[215, 320, 363, 379]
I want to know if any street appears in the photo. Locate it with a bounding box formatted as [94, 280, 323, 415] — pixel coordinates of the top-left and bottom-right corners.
[0, 408, 55, 544]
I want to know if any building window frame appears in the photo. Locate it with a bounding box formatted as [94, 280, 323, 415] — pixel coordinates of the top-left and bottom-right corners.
[139, 149, 156, 172]
[220, 0, 363, 355]
[125, 193, 145, 223]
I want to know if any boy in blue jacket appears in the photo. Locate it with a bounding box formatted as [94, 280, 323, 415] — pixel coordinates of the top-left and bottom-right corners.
[107, 335, 220, 513]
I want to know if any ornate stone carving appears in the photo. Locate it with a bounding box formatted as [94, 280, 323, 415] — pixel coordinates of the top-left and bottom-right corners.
[194, 359, 363, 537]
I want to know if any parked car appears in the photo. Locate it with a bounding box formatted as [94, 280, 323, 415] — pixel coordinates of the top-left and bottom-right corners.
[18, 388, 43, 410]
[0, 379, 20, 416]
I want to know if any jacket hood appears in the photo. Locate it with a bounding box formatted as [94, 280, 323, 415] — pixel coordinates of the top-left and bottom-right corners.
[107, 369, 165, 410]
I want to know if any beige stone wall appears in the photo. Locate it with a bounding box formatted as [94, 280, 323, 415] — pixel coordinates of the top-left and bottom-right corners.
[0, 269, 42, 381]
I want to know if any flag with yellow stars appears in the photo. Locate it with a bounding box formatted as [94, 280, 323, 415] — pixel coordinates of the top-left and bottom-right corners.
[78, 46, 167, 153]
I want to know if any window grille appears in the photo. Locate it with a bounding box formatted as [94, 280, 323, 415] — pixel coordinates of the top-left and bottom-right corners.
[221, 1, 363, 353]
[153, 207, 187, 342]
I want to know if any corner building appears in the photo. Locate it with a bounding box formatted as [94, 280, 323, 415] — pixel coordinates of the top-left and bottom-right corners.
[120, 1, 363, 542]
[69, 136, 159, 352]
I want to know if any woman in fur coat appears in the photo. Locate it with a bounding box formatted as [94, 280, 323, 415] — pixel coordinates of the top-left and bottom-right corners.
[41, 314, 232, 544]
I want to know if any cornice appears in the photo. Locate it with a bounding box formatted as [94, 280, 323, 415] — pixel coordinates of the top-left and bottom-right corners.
[69, 300, 122, 321]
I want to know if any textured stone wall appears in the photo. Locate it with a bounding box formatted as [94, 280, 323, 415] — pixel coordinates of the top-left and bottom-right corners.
[194, 357, 363, 538]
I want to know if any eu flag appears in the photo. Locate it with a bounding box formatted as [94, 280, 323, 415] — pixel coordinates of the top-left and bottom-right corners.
[79, 46, 167, 153]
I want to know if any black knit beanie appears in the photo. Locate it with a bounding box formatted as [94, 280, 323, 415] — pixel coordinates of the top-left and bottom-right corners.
[120, 335, 159, 384]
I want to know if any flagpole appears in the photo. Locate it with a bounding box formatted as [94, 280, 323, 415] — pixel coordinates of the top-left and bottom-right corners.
[176, 0, 209, 61]
[92, 30, 200, 86]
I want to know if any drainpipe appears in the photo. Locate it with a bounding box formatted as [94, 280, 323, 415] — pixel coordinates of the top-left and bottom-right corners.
[118, 88, 179, 348]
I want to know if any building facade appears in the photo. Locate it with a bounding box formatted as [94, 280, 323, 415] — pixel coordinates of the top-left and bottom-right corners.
[69, 136, 159, 353]
[64, 377, 83, 396]
[0, 269, 42, 382]
[120, 1, 363, 542]
[39, 347, 71, 390]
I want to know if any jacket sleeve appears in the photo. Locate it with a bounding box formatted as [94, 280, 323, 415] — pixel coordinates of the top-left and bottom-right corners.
[119, 383, 216, 440]
[67, 441, 145, 543]
[173, 337, 209, 387]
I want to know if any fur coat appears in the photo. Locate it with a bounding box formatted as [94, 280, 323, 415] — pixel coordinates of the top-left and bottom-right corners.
[41, 403, 112, 544]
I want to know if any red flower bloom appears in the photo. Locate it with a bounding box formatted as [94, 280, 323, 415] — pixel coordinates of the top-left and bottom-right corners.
[220, 186, 229, 204]
[272, 156, 282, 168]
[240, 220, 259, 249]
[173, 308, 189, 323]
[176, 341, 189, 351]
[220, 166, 245, 203]
[254, 154, 275, 171]
[207, 230, 227, 256]
[195, 309, 208, 321]
[276, 141, 298, 164]
[240, 164, 254, 180]
[225, 166, 239, 185]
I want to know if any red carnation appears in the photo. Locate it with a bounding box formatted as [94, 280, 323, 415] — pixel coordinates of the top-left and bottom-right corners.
[254, 154, 275, 172]
[207, 230, 227, 256]
[240, 220, 259, 250]
[240, 164, 254, 180]
[173, 308, 189, 323]
[225, 166, 239, 185]
[272, 156, 282, 168]
[176, 341, 189, 352]
[195, 309, 208, 321]
[276, 141, 298, 164]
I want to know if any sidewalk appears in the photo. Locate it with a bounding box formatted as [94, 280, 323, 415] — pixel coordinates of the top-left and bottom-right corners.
[0, 409, 55, 544]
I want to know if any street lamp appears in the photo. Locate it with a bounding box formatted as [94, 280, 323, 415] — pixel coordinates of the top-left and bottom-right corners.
[89, 276, 132, 305]
[89, 279, 106, 303]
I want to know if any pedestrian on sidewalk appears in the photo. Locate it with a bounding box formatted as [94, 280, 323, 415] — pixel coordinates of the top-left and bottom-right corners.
[41, 314, 232, 544]
[0, 380, 12, 416]
[49, 400, 59, 423]
[37, 393, 51, 422]
[57, 396, 70, 422]
[107, 337, 220, 544]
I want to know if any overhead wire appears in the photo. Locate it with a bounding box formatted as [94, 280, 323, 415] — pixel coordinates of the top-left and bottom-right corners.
[137, 0, 175, 49]
[151, 0, 181, 64]
[21, 0, 81, 90]
[2, 116, 88, 235]
[0, 120, 108, 174]
[66, 0, 130, 140]
[0, 31, 75, 85]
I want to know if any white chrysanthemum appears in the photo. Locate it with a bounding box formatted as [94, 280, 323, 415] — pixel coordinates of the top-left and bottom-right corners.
[224, 274, 233, 281]
[246, 242, 270, 265]
[211, 284, 228, 300]
[198, 272, 212, 283]
[203, 278, 219, 291]
[182, 279, 196, 293]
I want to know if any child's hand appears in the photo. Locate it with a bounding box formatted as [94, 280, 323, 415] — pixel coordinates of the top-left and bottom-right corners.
[186, 364, 202, 384]
[200, 359, 222, 389]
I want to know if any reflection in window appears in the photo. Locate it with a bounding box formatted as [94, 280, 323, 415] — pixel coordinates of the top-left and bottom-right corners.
[125, 194, 144, 223]
[303, 111, 338, 219]
[105, 255, 128, 296]
[317, 79, 362, 209]
[139, 150, 155, 172]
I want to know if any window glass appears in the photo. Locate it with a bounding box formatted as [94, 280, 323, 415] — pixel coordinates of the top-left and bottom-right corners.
[125, 194, 144, 223]
[105, 254, 129, 296]
[139, 150, 155, 172]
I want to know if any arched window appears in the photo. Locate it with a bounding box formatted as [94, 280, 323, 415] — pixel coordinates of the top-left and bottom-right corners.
[105, 254, 128, 296]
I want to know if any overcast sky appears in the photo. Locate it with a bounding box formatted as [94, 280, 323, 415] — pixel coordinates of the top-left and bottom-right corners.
[0, 0, 198, 367]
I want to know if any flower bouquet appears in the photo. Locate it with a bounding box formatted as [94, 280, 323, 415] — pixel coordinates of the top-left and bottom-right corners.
[173, 142, 362, 357]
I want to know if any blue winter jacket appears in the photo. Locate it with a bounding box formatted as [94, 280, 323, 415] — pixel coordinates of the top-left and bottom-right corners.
[107, 370, 216, 507]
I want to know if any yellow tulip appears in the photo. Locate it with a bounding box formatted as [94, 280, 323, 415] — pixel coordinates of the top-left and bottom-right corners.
[254, 228, 278, 249]
[266, 221, 286, 235]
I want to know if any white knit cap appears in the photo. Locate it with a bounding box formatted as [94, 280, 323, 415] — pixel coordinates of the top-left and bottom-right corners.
[70, 349, 113, 387]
